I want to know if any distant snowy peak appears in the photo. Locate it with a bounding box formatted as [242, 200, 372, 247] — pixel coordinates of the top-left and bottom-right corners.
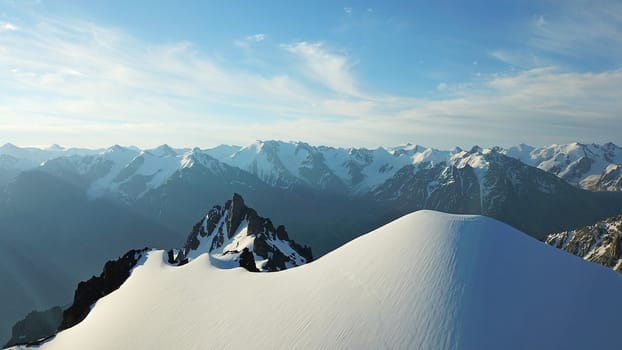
[3, 141, 621, 198]
[0, 143, 101, 164]
[175, 193, 313, 271]
[204, 140, 492, 193]
[83, 147, 222, 200]
[145, 144, 188, 158]
[546, 213, 622, 273]
[504, 142, 622, 191]
[210, 140, 344, 190]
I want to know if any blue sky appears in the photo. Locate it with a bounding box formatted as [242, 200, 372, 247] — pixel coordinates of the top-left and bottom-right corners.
[1, 0, 621, 149]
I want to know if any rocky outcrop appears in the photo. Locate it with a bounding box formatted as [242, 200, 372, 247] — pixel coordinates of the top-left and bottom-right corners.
[176, 193, 313, 271]
[239, 248, 259, 272]
[3, 306, 63, 348]
[546, 214, 622, 273]
[59, 248, 148, 331]
[227, 193, 247, 238]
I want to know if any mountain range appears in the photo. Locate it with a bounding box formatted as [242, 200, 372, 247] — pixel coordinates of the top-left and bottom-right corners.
[3, 140, 622, 248]
[7, 209, 622, 349]
[1, 140, 622, 345]
[2, 141, 621, 196]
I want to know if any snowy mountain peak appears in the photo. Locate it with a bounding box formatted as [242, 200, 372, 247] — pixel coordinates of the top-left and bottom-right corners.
[16, 210, 622, 349]
[45, 144, 64, 151]
[104, 144, 135, 156]
[3, 141, 621, 203]
[0, 142, 19, 151]
[502, 142, 622, 191]
[146, 144, 178, 158]
[175, 193, 313, 271]
[468, 145, 482, 154]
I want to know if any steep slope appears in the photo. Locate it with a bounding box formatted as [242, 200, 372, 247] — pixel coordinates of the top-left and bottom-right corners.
[546, 213, 622, 272]
[13, 211, 622, 350]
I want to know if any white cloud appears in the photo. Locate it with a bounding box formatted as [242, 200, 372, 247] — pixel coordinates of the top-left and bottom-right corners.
[490, 50, 543, 68]
[1, 22, 18, 31]
[392, 67, 622, 146]
[344, 7, 352, 15]
[234, 33, 266, 48]
[0, 15, 621, 149]
[248, 33, 265, 42]
[282, 41, 362, 97]
[529, 1, 622, 61]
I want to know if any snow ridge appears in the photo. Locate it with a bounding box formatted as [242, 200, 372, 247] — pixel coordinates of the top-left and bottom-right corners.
[13, 210, 622, 350]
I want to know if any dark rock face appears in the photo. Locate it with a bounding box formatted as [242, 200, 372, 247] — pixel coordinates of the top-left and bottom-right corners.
[59, 248, 148, 331]
[178, 193, 313, 271]
[373, 162, 481, 214]
[546, 214, 622, 273]
[239, 248, 259, 272]
[3, 306, 63, 348]
[226, 193, 247, 238]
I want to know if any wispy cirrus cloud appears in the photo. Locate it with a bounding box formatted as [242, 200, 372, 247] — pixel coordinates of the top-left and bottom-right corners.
[0, 13, 621, 149]
[529, 2, 622, 61]
[490, 0, 622, 68]
[281, 41, 362, 98]
[233, 33, 266, 48]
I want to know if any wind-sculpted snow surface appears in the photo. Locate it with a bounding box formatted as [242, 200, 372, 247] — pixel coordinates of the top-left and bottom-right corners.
[13, 211, 622, 350]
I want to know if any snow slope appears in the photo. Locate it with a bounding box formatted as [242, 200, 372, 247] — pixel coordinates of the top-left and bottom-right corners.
[15, 211, 622, 350]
